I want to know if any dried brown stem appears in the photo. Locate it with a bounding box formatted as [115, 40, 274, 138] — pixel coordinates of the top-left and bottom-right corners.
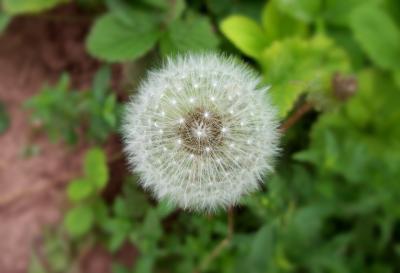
[279, 102, 313, 133]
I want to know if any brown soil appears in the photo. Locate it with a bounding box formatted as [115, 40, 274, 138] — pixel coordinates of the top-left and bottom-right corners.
[0, 5, 125, 273]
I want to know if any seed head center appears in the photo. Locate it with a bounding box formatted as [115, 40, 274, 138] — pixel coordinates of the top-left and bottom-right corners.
[178, 107, 223, 155]
[192, 121, 208, 140]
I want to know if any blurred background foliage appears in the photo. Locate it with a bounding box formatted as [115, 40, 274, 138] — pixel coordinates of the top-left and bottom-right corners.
[1, 0, 399, 272]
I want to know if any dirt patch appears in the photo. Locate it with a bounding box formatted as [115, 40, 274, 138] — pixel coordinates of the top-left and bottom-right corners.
[0, 5, 105, 273]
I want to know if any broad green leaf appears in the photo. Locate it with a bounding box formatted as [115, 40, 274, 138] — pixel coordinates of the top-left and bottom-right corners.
[0, 13, 11, 35]
[84, 148, 109, 189]
[159, 16, 219, 55]
[244, 224, 276, 273]
[220, 15, 268, 58]
[276, 0, 322, 22]
[67, 179, 94, 202]
[262, 0, 307, 40]
[86, 12, 160, 62]
[2, 0, 68, 15]
[64, 206, 94, 237]
[350, 4, 400, 70]
[0, 101, 10, 134]
[165, 0, 185, 23]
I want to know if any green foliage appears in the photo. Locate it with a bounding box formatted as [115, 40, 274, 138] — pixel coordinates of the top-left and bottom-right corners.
[221, 2, 351, 118]
[64, 148, 109, 238]
[25, 66, 121, 145]
[86, 1, 219, 62]
[349, 3, 400, 71]
[23, 0, 400, 273]
[1, 0, 69, 15]
[264, 35, 350, 117]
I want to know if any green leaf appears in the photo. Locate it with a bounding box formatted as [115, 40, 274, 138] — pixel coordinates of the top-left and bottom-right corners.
[108, 232, 127, 253]
[0, 12, 12, 35]
[159, 16, 219, 55]
[2, 0, 68, 15]
[220, 15, 268, 58]
[261, 0, 307, 40]
[92, 66, 111, 102]
[134, 255, 155, 273]
[244, 224, 276, 273]
[276, 0, 322, 22]
[84, 148, 109, 190]
[102, 94, 118, 128]
[86, 11, 160, 62]
[165, 0, 185, 23]
[156, 200, 175, 218]
[350, 4, 400, 70]
[0, 101, 10, 134]
[91, 199, 109, 225]
[64, 206, 94, 238]
[322, 0, 365, 26]
[113, 197, 130, 218]
[142, 209, 162, 241]
[67, 179, 94, 202]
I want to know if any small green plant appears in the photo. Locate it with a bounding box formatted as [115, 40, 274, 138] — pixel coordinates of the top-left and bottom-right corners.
[25, 66, 121, 145]
[56, 148, 177, 272]
[64, 148, 109, 238]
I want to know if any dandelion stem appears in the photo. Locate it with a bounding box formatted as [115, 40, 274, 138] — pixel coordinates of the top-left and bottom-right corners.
[195, 207, 235, 273]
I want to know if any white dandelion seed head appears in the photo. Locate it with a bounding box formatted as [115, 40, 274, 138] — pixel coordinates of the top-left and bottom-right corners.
[123, 53, 280, 212]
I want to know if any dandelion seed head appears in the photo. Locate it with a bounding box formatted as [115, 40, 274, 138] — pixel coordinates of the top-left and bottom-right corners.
[123, 53, 279, 212]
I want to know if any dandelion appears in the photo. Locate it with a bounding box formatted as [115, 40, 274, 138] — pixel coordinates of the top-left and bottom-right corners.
[123, 53, 279, 212]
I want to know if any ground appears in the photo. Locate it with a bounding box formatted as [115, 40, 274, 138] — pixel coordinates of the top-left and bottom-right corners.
[0, 7, 125, 273]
